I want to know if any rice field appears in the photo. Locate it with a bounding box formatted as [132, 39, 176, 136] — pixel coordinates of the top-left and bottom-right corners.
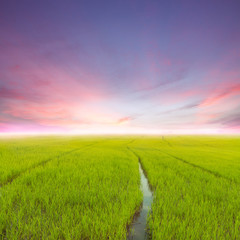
[0, 135, 240, 239]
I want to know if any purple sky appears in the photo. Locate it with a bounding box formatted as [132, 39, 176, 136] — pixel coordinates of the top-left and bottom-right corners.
[0, 0, 240, 134]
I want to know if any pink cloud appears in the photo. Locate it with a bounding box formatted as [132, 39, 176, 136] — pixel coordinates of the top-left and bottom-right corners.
[117, 117, 132, 125]
[199, 83, 240, 107]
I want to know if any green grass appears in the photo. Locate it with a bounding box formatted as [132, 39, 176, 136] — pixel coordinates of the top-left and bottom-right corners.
[131, 136, 240, 239]
[0, 137, 142, 239]
[0, 135, 240, 239]
[0, 136, 105, 185]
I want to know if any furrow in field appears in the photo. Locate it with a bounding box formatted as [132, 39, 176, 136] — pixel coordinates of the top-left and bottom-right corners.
[1, 143, 142, 239]
[125, 139, 136, 146]
[127, 147, 153, 240]
[156, 148, 236, 183]
[0, 142, 99, 187]
[161, 136, 173, 147]
[134, 139, 240, 239]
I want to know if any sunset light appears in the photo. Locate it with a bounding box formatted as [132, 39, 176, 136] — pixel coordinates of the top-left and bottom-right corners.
[1, 1, 239, 134]
[1, 2, 240, 239]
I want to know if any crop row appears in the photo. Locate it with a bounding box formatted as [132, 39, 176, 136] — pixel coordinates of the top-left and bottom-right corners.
[0, 140, 142, 239]
[132, 136, 240, 239]
[1, 136, 240, 239]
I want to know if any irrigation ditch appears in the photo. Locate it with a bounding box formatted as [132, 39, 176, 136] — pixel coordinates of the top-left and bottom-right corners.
[127, 147, 153, 240]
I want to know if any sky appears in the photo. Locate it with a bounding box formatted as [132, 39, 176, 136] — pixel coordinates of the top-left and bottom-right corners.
[0, 0, 240, 134]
